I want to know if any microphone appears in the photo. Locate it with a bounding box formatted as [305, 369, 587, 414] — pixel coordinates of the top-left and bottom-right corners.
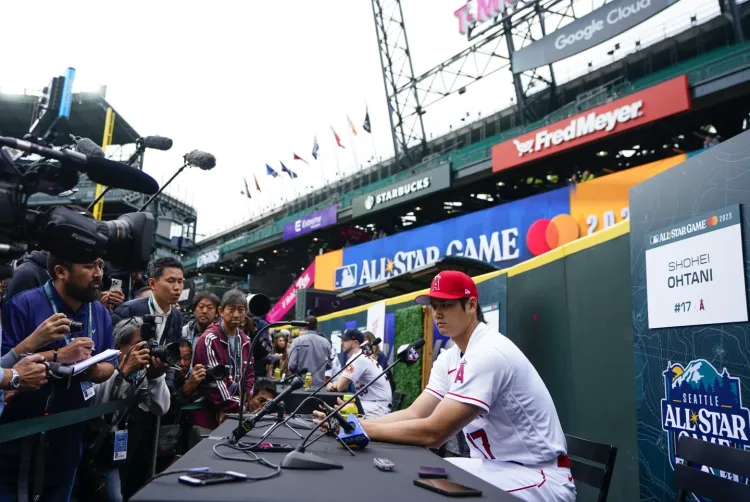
[286, 337, 381, 420]
[319, 401, 354, 434]
[0, 135, 159, 194]
[138, 135, 173, 151]
[74, 138, 105, 158]
[185, 150, 216, 170]
[337, 414, 369, 449]
[279, 368, 307, 385]
[231, 375, 304, 443]
[281, 338, 424, 470]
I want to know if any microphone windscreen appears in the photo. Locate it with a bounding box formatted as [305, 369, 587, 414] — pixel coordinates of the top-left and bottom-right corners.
[185, 150, 216, 170]
[141, 136, 173, 151]
[373, 337, 382, 345]
[412, 338, 426, 349]
[78, 157, 160, 194]
[75, 138, 105, 158]
[290, 321, 308, 328]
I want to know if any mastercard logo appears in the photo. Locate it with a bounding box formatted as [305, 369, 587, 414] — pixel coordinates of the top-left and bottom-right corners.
[526, 214, 581, 256]
[706, 216, 718, 226]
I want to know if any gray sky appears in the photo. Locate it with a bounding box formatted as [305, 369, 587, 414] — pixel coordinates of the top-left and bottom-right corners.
[1, 0, 716, 239]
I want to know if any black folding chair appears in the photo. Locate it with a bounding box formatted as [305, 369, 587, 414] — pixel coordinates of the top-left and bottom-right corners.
[675, 435, 750, 502]
[391, 391, 405, 411]
[566, 434, 618, 502]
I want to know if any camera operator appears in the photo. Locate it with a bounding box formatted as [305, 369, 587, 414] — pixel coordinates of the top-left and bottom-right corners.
[181, 291, 219, 352]
[193, 289, 255, 434]
[2, 250, 49, 302]
[78, 317, 170, 502]
[0, 254, 117, 502]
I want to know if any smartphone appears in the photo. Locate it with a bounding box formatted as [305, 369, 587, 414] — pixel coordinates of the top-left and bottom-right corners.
[178, 471, 246, 486]
[110, 278, 122, 292]
[250, 442, 294, 452]
[419, 466, 448, 479]
[414, 478, 482, 497]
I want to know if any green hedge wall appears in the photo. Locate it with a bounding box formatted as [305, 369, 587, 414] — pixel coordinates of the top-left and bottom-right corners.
[393, 305, 423, 407]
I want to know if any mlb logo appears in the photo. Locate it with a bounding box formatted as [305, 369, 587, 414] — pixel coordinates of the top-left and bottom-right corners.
[650, 235, 660, 245]
[335, 264, 358, 289]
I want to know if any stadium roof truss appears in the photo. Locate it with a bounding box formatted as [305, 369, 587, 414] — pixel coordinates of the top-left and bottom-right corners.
[372, 0, 579, 166]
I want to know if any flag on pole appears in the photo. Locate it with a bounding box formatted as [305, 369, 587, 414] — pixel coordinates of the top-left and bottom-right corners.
[347, 115, 358, 136]
[293, 153, 309, 164]
[243, 178, 252, 199]
[266, 164, 278, 177]
[332, 127, 345, 149]
[312, 136, 320, 159]
[253, 173, 262, 192]
[280, 162, 297, 179]
[363, 108, 371, 133]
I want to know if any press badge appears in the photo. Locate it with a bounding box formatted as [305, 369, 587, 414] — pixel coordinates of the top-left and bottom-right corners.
[114, 430, 128, 461]
[81, 381, 95, 401]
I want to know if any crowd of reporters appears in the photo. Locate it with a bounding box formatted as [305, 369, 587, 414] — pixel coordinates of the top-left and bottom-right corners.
[0, 252, 287, 502]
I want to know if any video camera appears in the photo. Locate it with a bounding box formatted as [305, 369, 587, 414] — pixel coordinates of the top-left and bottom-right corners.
[0, 135, 159, 280]
[141, 314, 180, 365]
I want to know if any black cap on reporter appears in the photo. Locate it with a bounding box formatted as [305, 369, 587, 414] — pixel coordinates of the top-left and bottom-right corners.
[338, 329, 364, 343]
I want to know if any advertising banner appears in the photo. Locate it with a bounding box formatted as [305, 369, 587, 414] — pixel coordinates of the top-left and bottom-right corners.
[492, 76, 690, 172]
[512, 0, 682, 73]
[645, 205, 748, 329]
[266, 261, 316, 323]
[334, 187, 571, 289]
[569, 154, 686, 236]
[351, 164, 451, 218]
[283, 205, 338, 240]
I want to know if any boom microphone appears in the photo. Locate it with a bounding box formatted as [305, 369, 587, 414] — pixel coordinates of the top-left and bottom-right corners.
[185, 150, 216, 170]
[139, 136, 173, 151]
[74, 138, 105, 158]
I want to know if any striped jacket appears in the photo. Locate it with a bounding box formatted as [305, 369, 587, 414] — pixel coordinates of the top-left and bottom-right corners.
[192, 323, 255, 429]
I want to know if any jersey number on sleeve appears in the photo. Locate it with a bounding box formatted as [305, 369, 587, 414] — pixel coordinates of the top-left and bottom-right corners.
[466, 429, 495, 460]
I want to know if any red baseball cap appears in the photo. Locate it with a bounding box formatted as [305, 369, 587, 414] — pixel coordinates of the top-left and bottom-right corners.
[415, 270, 479, 305]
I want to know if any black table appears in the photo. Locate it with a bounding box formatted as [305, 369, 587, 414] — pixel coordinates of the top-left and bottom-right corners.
[131, 418, 515, 502]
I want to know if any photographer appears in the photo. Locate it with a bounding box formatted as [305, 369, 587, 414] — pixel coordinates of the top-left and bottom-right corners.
[78, 317, 170, 502]
[0, 254, 117, 501]
[181, 291, 219, 352]
[3, 250, 49, 302]
[193, 289, 255, 433]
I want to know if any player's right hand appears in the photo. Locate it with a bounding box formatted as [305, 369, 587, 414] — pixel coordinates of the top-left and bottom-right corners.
[28, 313, 70, 350]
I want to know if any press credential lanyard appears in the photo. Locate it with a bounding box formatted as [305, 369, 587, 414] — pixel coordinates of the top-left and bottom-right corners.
[43, 282, 93, 343]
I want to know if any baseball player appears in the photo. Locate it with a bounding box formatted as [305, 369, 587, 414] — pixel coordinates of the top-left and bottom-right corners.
[319, 271, 575, 501]
[327, 329, 392, 417]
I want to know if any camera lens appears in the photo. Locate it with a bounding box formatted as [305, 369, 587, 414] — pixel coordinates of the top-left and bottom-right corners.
[96, 212, 155, 273]
[69, 320, 84, 332]
[148, 341, 180, 366]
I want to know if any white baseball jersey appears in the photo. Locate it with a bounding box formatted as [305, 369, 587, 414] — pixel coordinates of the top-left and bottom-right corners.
[425, 322, 575, 501]
[339, 350, 392, 417]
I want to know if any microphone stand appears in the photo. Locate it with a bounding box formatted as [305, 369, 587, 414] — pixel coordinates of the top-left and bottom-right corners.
[228, 320, 308, 444]
[138, 161, 188, 212]
[281, 339, 424, 470]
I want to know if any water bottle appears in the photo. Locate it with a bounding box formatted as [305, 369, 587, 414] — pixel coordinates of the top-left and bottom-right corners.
[304, 372, 312, 389]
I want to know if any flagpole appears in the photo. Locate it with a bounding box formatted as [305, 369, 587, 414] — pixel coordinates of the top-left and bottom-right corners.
[347, 119, 360, 173]
[330, 130, 341, 179]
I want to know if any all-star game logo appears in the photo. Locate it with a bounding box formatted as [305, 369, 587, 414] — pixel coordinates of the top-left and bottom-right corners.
[661, 359, 750, 498]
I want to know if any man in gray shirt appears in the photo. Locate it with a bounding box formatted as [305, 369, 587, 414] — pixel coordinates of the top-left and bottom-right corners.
[288, 315, 331, 388]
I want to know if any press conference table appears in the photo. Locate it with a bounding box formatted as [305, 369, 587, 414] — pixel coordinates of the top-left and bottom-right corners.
[131, 417, 514, 502]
